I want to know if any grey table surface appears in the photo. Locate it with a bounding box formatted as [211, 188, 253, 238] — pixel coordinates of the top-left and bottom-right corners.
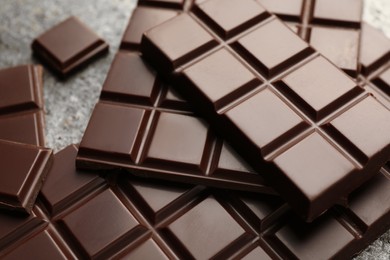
[0, 0, 389, 258]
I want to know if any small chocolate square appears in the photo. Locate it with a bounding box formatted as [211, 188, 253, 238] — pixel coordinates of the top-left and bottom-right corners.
[194, 0, 269, 39]
[143, 112, 210, 172]
[183, 48, 260, 110]
[225, 88, 308, 155]
[101, 52, 159, 105]
[0, 140, 53, 214]
[79, 103, 149, 162]
[0, 65, 43, 114]
[59, 189, 141, 258]
[275, 56, 361, 121]
[233, 19, 313, 78]
[311, 0, 362, 28]
[142, 14, 218, 72]
[325, 96, 390, 163]
[308, 27, 360, 77]
[32, 16, 108, 77]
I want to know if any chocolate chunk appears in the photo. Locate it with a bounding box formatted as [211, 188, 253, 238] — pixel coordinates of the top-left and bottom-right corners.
[0, 65, 45, 146]
[0, 140, 52, 214]
[2, 145, 390, 259]
[140, 0, 390, 221]
[32, 16, 109, 77]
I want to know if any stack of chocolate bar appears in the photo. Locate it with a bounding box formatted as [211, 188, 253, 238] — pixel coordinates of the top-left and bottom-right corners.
[1, 0, 390, 259]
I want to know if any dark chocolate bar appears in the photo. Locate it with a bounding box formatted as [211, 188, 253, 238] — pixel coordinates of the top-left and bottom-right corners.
[79, 0, 381, 206]
[140, 0, 390, 221]
[81, 0, 363, 196]
[2, 145, 390, 259]
[32, 16, 109, 77]
[0, 140, 52, 214]
[0, 65, 45, 146]
[77, 51, 272, 194]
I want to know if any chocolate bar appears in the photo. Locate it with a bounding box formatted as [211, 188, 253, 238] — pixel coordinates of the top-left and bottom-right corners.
[140, 0, 390, 221]
[0, 65, 45, 146]
[0, 140, 52, 214]
[79, 1, 384, 207]
[32, 17, 109, 77]
[2, 145, 390, 259]
[80, 0, 364, 195]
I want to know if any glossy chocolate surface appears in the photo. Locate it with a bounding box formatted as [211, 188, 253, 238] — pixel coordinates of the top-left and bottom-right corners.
[2, 145, 390, 259]
[120, 6, 179, 50]
[360, 23, 390, 76]
[141, 0, 390, 221]
[0, 65, 45, 146]
[257, 0, 362, 77]
[0, 140, 52, 214]
[122, 0, 362, 77]
[77, 52, 271, 194]
[32, 17, 109, 77]
[373, 68, 390, 96]
[357, 24, 390, 138]
[86, 0, 363, 197]
[83, 0, 385, 207]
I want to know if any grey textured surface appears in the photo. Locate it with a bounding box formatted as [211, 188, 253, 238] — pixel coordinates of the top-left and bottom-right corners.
[0, 0, 136, 151]
[364, 0, 390, 38]
[0, 0, 389, 258]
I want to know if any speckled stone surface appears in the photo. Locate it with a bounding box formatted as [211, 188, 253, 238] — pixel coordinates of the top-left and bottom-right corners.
[0, 0, 389, 258]
[0, 0, 136, 151]
[364, 0, 390, 38]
